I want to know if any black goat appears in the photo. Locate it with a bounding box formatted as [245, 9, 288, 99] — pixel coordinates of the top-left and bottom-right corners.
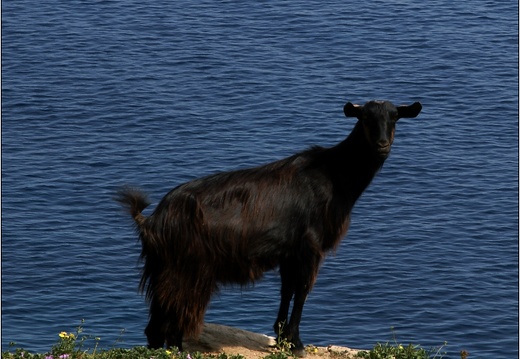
[116, 100, 422, 356]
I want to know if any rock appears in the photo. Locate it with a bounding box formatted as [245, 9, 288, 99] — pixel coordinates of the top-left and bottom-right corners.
[183, 323, 361, 359]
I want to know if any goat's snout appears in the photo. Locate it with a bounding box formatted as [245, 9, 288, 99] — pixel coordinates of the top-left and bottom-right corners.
[376, 139, 391, 150]
[374, 130, 393, 151]
[375, 140, 391, 157]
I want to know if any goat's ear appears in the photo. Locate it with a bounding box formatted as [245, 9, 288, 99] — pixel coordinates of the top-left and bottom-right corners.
[344, 102, 362, 118]
[397, 102, 422, 119]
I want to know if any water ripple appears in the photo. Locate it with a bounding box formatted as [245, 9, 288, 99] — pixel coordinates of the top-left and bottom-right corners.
[2, 0, 517, 357]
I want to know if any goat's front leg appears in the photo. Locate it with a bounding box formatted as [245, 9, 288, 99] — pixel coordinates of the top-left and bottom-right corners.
[274, 262, 296, 337]
[284, 285, 309, 357]
[280, 239, 322, 357]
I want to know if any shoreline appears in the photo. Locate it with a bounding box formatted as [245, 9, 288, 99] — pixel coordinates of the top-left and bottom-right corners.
[184, 323, 361, 359]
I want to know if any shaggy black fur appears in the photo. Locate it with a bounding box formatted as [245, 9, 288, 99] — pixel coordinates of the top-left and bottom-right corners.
[115, 100, 422, 356]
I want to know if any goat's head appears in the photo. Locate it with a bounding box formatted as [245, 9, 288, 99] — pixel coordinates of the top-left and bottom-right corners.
[343, 100, 422, 159]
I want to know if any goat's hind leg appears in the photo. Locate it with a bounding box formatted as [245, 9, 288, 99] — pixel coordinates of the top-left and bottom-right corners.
[165, 322, 184, 352]
[146, 296, 185, 351]
[145, 297, 166, 349]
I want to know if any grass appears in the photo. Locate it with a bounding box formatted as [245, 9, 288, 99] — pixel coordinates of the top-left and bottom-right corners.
[263, 322, 296, 359]
[2, 322, 465, 359]
[356, 342, 447, 359]
[356, 328, 454, 359]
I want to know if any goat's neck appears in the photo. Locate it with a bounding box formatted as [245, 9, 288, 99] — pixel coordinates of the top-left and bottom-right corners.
[328, 122, 386, 206]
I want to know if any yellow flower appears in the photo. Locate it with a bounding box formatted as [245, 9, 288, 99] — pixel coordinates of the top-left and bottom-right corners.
[59, 332, 75, 340]
[165, 350, 172, 355]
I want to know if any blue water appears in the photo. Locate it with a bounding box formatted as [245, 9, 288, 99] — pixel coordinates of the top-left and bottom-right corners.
[2, 1, 518, 358]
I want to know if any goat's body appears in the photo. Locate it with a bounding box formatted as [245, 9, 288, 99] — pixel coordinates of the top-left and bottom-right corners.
[116, 100, 421, 355]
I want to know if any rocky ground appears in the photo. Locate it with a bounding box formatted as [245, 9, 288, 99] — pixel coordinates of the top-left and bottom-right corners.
[184, 323, 362, 359]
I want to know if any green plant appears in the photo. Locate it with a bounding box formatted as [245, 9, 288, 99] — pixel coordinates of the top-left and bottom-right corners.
[49, 319, 102, 359]
[2, 322, 453, 359]
[263, 322, 295, 359]
[2, 320, 103, 359]
[1, 328, 250, 359]
[305, 344, 319, 355]
[356, 328, 447, 359]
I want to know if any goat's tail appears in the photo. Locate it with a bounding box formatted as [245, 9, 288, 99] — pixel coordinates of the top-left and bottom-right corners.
[115, 186, 150, 228]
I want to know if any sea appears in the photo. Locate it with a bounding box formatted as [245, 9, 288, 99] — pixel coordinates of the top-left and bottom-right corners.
[1, 1, 518, 358]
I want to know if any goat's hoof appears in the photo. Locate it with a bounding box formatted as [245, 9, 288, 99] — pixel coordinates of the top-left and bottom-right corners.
[292, 348, 307, 357]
